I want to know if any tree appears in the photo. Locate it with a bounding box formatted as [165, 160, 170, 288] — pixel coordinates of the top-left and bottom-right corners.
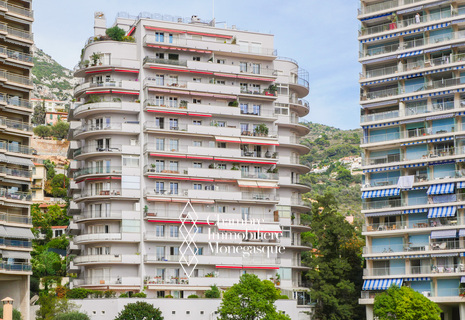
[114, 301, 163, 320]
[205, 284, 221, 298]
[106, 26, 126, 41]
[374, 286, 441, 320]
[304, 193, 365, 320]
[43, 160, 56, 180]
[32, 98, 46, 125]
[0, 306, 21, 320]
[217, 274, 291, 320]
[50, 174, 69, 198]
[33, 125, 51, 138]
[50, 121, 70, 140]
[55, 311, 90, 320]
[36, 294, 80, 320]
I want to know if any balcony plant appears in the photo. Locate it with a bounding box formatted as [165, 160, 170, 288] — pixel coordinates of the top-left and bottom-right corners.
[82, 60, 90, 68]
[180, 100, 188, 108]
[264, 84, 277, 96]
[90, 52, 101, 66]
[228, 100, 239, 107]
[275, 273, 281, 286]
[254, 124, 269, 137]
[231, 164, 240, 171]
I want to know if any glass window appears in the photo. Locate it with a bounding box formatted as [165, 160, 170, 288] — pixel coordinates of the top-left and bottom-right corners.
[123, 156, 139, 167]
[156, 225, 164, 237]
[156, 138, 165, 151]
[170, 182, 179, 195]
[193, 141, 202, 147]
[240, 62, 247, 72]
[170, 226, 179, 237]
[155, 32, 164, 42]
[252, 63, 260, 74]
[194, 183, 202, 190]
[169, 139, 179, 151]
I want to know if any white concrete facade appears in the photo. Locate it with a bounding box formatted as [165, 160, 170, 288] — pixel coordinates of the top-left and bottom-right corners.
[67, 12, 312, 318]
[0, 1, 34, 319]
[359, 1, 465, 319]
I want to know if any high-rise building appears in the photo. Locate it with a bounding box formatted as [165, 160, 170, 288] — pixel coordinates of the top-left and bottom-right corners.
[0, 1, 34, 319]
[67, 12, 312, 319]
[359, 1, 465, 319]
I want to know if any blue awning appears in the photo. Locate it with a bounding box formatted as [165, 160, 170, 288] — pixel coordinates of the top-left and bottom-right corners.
[361, 77, 398, 86]
[424, 22, 450, 31]
[362, 99, 399, 108]
[397, 6, 423, 14]
[403, 208, 428, 214]
[401, 140, 426, 146]
[428, 206, 456, 218]
[404, 254, 430, 258]
[427, 183, 455, 195]
[398, 50, 423, 59]
[362, 121, 400, 129]
[399, 73, 423, 79]
[402, 94, 425, 101]
[362, 279, 403, 291]
[459, 205, 465, 209]
[431, 229, 457, 239]
[403, 163, 426, 168]
[398, 28, 424, 36]
[432, 253, 458, 257]
[427, 137, 454, 143]
[457, 182, 465, 189]
[429, 90, 454, 97]
[365, 256, 404, 260]
[363, 166, 400, 173]
[424, 45, 451, 54]
[362, 188, 400, 199]
[428, 160, 455, 166]
[400, 117, 425, 124]
[404, 277, 431, 281]
[361, 12, 394, 21]
[426, 113, 455, 121]
[461, 253, 465, 257]
[424, 67, 453, 75]
[361, 33, 399, 44]
[362, 55, 398, 64]
[365, 210, 402, 217]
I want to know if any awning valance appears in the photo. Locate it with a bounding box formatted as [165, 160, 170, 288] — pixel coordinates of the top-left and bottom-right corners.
[362, 279, 403, 291]
[427, 137, 454, 143]
[237, 181, 258, 188]
[401, 140, 426, 146]
[362, 188, 400, 199]
[397, 6, 423, 14]
[1, 250, 31, 259]
[427, 183, 455, 195]
[217, 222, 282, 233]
[431, 229, 457, 239]
[432, 252, 458, 257]
[363, 166, 400, 173]
[403, 208, 428, 214]
[427, 206, 456, 218]
[424, 22, 450, 31]
[404, 277, 431, 281]
[256, 181, 278, 189]
[4, 226, 34, 239]
[215, 136, 241, 143]
[400, 117, 425, 124]
[365, 210, 402, 217]
[424, 45, 451, 53]
[398, 50, 423, 59]
[457, 182, 465, 189]
[240, 138, 279, 146]
[5, 155, 33, 167]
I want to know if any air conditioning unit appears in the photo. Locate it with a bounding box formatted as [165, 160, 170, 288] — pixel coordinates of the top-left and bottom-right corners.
[183, 190, 188, 196]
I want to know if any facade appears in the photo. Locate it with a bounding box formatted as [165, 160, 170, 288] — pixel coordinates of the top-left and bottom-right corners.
[31, 98, 68, 125]
[0, 1, 35, 319]
[31, 160, 44, 201]
[67, 12, 312, 319]
[359, 1, 465, 319]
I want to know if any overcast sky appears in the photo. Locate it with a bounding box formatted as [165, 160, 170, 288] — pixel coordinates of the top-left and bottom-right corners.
[33, 0, 360, 130]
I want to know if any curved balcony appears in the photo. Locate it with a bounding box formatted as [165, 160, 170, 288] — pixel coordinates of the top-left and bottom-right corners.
[289, 69, 309, 98]
[73, 122, 140, 139]
[74, 254, 140, 265]
[73, 101, 140, 118]
[73, 188, 139, 202]
[74, 80, 140, 97]
[277, 136, 311, 153]
[74, 210, 123, 222]
[73, 232, 140, 244]
[73, 166, 122, 179]
[73, 276, 140, 288]
[288, 98, 310, 117]
[276, 117, 310, 136]
[73, 144, 122, 159]
[74, 58, 140, 77]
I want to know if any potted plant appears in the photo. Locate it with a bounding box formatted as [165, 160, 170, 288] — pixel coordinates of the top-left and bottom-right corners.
[90, 52, 101, 66]
[228, 100, 239, 107]
[254, 124, 269, 137]
[83, 60, 90, 68]
[208, 163, 215, 169]
[389, 13, 398, 30]
[275, 273, 281, 286]
[231, 164, 240, 171]
[180, 100, 188, 108]
[265, 84, 277, 96]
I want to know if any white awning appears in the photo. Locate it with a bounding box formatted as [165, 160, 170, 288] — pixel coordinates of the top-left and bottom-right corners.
[4, 226, 34, 239]
[1, 251, 31, 259]
[365, 210, 402, 217]
[215, 136, 241, 143]
[240, 138, 279, 146]
[256, 181, 278, 189]
[237, 180, 259, 188]
[4, 155, 33, 167]
[431, 229, 457, 239]
[217, 222, 282, 233]
[0, 225, 7, 237]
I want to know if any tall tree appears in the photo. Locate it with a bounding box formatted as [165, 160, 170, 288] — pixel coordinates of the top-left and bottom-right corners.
[303, 193, 365, 320]
[50, 121, 70, 140]
[32, 98, 46, 125]
[114, 301, 163, 320]
[217, 274, 291, 320]
[374, 286, 441, 320]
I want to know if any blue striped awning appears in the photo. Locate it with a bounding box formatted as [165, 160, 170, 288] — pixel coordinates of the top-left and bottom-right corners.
[404, 277, 431, 281]
[360, 33, 400, 44]
[362, 55, 398, 64]
[457, 88, 465, 92]
[365, 210, 402, 217]
[427, 183, 455, 195]
[424, 45, 451, 54]
[362, 99, 399, 108]
[426, 113, 455, 121]
[457, 182, 465, 189]
[403, 186, 428, 191]
[431, 229, 457, 239]
[362, 188, 400, 199]
[428, 160, 455, 165]
[399, 73, 423, 79]
[361, 12, 394, 22]
[365, 256, 403, 260]
[397, 6, 423, 14]
[457, 112, 465, 117]
[402, 95, 425, 101]
[398, 28, 424, 36]
[427, 206, 457, 218]
[454, 66, 465, 70]
[404, 254, 430, 258]
[362, 279, 403, 291]
[403, 163, 426, 168]
[401, 140, 427, 146]
[363, 166, 400, 173]
[403, 208, 428, 214]
[424, 67, 452, 75]
[398, 50, 423, 59]
[362, 121, 400, 129]
[431, 253, 458, 258]
[459, 229, 465, 237]
[429, 90, 454, 97]
[361, 77, 398, 86]
[427, 137, 454, 143]
[459, 205, 465, 209]
[400, 117, 425, 124]
[424, 22, 450, 31]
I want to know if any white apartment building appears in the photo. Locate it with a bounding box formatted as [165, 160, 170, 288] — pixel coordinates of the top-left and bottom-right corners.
[67, 12, 311, 319]
[0, 1, 35, 319]
[359, 0, 465, 319]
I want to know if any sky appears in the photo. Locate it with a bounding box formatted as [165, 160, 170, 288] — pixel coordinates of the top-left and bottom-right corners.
[33, 0, 361, 130]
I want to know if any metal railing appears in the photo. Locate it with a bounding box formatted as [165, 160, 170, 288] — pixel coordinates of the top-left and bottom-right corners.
[75, 189, 124, 200]
[143, 56, 188, 67]
[7, 26, 33, 41]
[73, 166, 122, 179]
[1, 238, 32, 248]
[74, 123, 130, 136]
[358, 0, 398, 15]
[74, 100, 138, 115]
[0, 94, 32, 109]
[0, 166, 32, 178]
[75, 144, 123, 155]
[0, 189, 32, 201]
[0, 212, 31, 224]
[7, 3, 33, 18]
[74, 80, 138, 93]
[74, 210, 122, 221]
[361, 110, 399, 123]
[241, 171, 279, 180]
[0, 263, 32, 272]
[0, 117, 32, 132]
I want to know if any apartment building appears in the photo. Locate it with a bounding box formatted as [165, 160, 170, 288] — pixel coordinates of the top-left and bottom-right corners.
[31, 98, 68, 125]
[0, 0, 34, 319]
[66, 12, 312, 319]
[359, 1, 465, 319]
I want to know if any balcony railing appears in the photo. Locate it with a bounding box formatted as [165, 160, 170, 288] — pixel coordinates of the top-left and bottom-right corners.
[358, 0, 398, 15]
[7, 3, 33, 18]
[0, 70, 32, 86]
[0, 238, 32, 248]
[0, 166, 31, 178]
[75, 144, 123, 156]
[241, 171, 279, 180]
[0, 94, 32, 109]
[143, 56, 188, 67]
[7, 26, 33, 41]
[0, 117, 32, 132]
[363, 124, 456, 145]
[0, 212, 31, 225]
[73, 166, 122, 179]
[0, 262, 32, 272]
[0, 189, 31, 201]
[75, 189, 123, 200]
[74, 210, 122, 221]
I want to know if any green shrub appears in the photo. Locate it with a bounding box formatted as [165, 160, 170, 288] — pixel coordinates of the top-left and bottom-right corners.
[205, 285, 221, 298]
[106, 26, 126, 41]
[277, 295, 289, 299]
[132, 292, 147, 298]
[104, 290, 116, 298]
[54, 311, 90, 320]
[119, 293, 129, 298]
[91, 290, 103, 298]
[165, 294, 173, 298]
[33, 125, 51, 138]
[66, 288, 90, 299]
[187, 294, 199, 298]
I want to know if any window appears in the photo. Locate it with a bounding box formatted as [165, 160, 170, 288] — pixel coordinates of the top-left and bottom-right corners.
[49, 114, 53, 120]
[170, 182, 179, 195]
[123, 156, 139, 167]
[217, 59, 225, 64]
[155, 181, 165, 193]
[277, 83, 289, 95]
[217, 164, 227, 170]
[155, 225, 164, 237]
[193, 183, 202, 190]
[155, 95, 164, 106]
[155, 74, 164, 86]
[168, 97, 178, 108]
[156, 138, 165, 151]
[216, 80, 225, 85]
[155, 32, 164, 42]
[194, 226, 203, 233]
[158, 291, 166, 298]
[170, 226, 179, 237]
[242, 207, 250, 220]
[193, 162, 202, 168]
[193, 77, 201, 83]
[155, 117, 164, 129]
[193, 98, 202, 104]
[241, 123, 249, 134]
[218, 206, 227, 213]
[169, 139, 179, 151]
[217, 142, 226, 148]
[240, 103, 248, 114]
[240, 83, 248, 93]
[155, 160, 165, 172]
[282, 226, 291, 238]
[168, 33, 174, 43]
[169, 161, 179, 172]
[217, 121, 226, 127]
[169, 118, 178, 130]
[192, 57, 200, 61]
[193, 141, 202, 147]
[252, 104, 261, 115]
[193, 120, 202, 125]
[240, 62, 247, 72]
[168, 53, 179, 60]
[155, 53, 165, 59]
[170, 246, 179, 255]
[251, 84, 260, 93]
[252, 63, 260, 74]
[195, 247, 204, 255]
